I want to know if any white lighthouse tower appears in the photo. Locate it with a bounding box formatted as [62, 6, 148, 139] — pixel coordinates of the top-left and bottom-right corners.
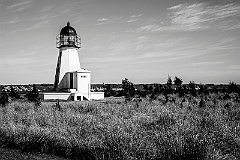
[53, 22, 91, 100]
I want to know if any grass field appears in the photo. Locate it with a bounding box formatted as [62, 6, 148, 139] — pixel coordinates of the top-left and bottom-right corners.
[0, 93, 240, 160]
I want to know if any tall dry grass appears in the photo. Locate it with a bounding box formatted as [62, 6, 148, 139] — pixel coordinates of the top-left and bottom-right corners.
[0, 93, 240, 160]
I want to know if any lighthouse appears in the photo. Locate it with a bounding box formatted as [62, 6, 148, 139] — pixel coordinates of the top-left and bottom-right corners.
[53, 22, 91, 100]
[40, 22, 104, 101]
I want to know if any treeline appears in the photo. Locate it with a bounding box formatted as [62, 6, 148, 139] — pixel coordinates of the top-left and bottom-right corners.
[1, 77, 239, 103]
[0, 84, 40, 107]
[103, 77, 240, 98]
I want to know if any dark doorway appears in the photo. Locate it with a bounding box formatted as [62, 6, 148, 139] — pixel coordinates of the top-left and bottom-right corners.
[70, 73, 73, 89]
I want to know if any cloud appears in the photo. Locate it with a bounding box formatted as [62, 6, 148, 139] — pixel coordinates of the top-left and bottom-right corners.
[137, 36, 149, 43]
[37, 4, 54, 13]
[97, 18, 108, 21]
[190, 62, 226, 66]
[125, 14, 143, 23]
[95, 18, 125, 25]
[208, 37, 240, 51]
[0, 16, 21, 24]
[130, 14, 143, 18]
[169, 2, 240, 30]
[137, 25, 160, 32]
[83, 56, 127, 64]
[137, 2, 240, 32]
[95, 15, 141, 25]
[7, 0, 33, 8]
[6, 0, 34, 12]
[127, 19, 138, 23]
[10, 19, 50, 33]
[227, 65, 240, 70]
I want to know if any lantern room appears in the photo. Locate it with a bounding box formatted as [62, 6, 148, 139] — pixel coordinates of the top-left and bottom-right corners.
[56, 22, 81, 48]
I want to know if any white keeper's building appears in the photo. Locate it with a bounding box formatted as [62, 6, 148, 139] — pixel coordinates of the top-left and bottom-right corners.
[40, 22, 104, 101]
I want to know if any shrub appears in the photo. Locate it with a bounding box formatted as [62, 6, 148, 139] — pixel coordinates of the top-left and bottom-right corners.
[25, 84, 41, 106]
[9, 85, 20, 100]
[122, 78, 135, 99]
[0, 90, 9, 107]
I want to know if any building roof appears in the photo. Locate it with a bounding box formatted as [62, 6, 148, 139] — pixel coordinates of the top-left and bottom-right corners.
[60, 22, 77, 36]
[66, 68, 91, 73]
[76, 68, 91, 73]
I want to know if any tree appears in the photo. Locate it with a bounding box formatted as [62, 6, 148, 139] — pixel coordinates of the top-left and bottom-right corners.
[166, 76, 173, 94]
[174, 76, 184, 96]
[148, 86, 153, 95]
[122, 78, 135, 98]
[26, 84, 39, 103]
[166, 76, 172, 86]
[154, 83, 162, 95]
[174, 76, 183, 87]
[9, 85, 20, 99]
[0, 90, 9, 107]
[199, 84, 209, 95]
[142, 84, 149, 97]
[189, 81, 197, 96]
[228, 81, 238, 93]
[103, 84, 113, 97]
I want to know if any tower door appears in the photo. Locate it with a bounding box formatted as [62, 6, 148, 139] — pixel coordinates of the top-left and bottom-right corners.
[70, 73, 73, 89]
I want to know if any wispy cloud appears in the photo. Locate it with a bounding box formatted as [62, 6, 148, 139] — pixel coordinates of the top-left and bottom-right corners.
[127, 19, 138, 23]
[83, 56, 127, 64]
[227, 65, 240, 70]
[7, 0, 33, 8]
[97, 18, 108, 21]
[190, 61, 226, 66]
[10, 19, 50, 33]
[6, 0, 34, 12]
[137, 2, 240, 32]
[94, 17, 124, 25]
[0, 16, 21, 24]
[37, 4, 54, 13]
[207, 37, 240, 51]
[95, 14, 142, 25]
[130, 14, 143, 18]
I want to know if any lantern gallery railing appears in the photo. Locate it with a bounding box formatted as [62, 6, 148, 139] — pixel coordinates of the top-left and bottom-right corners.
[56, 34, 81, 48]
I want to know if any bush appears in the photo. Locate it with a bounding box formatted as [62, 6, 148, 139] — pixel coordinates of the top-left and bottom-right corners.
[228, 81, 239, 93]
[122, 78, 135, 99]
[25, 84, 41, 106]
[9, 85, 20, 99]
[0, 90, 9, 107]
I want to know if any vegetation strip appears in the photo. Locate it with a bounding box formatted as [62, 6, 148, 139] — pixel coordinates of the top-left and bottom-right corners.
[0, 85, 240, 159]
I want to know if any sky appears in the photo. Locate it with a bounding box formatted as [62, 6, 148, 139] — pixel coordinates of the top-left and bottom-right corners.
[0, 0, 240, 85]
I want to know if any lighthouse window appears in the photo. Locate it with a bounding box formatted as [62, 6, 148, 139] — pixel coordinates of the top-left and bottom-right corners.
[69, 36, 75, 41]
[63, 36, 68, 45]
[81, 75, 87, 78]
[63, 36, 68, 41]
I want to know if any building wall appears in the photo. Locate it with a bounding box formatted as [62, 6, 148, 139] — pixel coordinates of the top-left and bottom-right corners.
[39, 93, 71, 100]
[40, 92, 104, 101]
[58, 72, 78, 90]
[58, 47, 81, 82]
[58, 73, 70, 89]
[76, 72, 91, 99]
[58, 71, 91, 99]
[90, 92, 104, 100]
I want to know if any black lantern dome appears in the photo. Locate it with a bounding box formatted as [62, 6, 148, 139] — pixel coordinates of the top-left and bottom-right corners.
[56, 22, 81, 48]
[60, 22, 77, 36]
